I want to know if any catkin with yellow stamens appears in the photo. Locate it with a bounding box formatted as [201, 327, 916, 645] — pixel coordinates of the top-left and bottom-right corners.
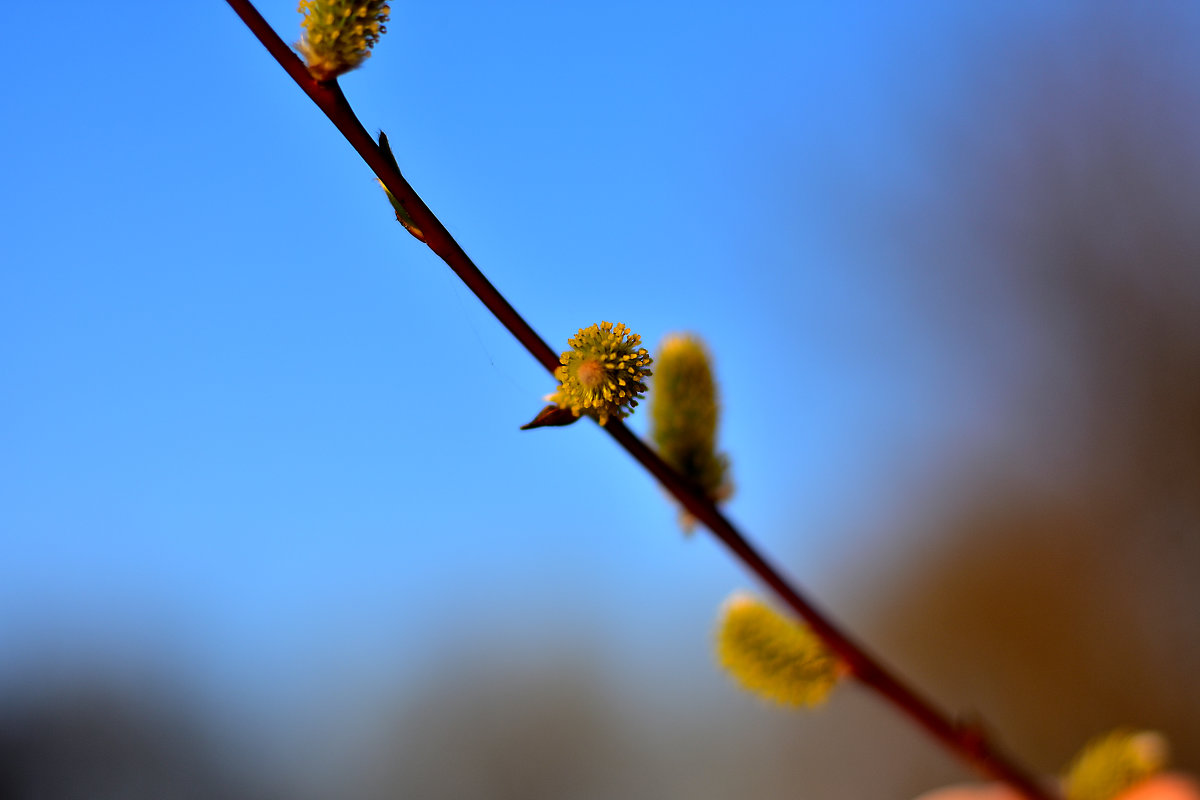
[1064, 729, 1168, 800]
[297, 0, 390, 81]
[715, 592, 844, 708]
[545, 322, 652, 426]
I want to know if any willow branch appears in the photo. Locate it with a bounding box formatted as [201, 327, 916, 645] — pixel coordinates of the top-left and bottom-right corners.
[221, 3, 1056, 797]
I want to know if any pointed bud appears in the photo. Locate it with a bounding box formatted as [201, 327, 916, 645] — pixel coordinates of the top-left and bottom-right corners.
[520, 404, 582, 430]
[376, 132, 426, 242]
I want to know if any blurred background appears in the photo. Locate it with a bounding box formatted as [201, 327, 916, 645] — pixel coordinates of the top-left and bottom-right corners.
[2, 1, 1199, 797]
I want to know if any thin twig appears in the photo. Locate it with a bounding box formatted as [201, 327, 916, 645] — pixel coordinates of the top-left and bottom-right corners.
[221, 2, 1056, 797]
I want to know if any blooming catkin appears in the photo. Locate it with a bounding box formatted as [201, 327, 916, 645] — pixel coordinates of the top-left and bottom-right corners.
[715, 593, 843, 708]
[1064, 730, 1168, 800]
[297, 0, 390, 81]
[546, 322, 652, 426]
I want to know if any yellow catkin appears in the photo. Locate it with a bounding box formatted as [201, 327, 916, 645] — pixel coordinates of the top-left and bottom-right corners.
[650, 334, 731, 530]
[545, 322, 652, 426]
[1064, 729, 1168, 800]
[715, 593, 843, 708]
[296, 0, 390, 81]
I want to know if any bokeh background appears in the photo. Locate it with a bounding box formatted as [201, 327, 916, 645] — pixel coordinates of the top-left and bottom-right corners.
[3, 1, 1199, 797]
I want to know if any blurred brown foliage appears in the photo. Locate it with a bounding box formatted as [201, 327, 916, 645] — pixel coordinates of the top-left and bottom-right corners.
[864, 0, 1200, 782]
[0, 678, 280, 800]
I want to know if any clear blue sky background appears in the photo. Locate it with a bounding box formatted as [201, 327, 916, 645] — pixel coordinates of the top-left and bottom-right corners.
[0, 0, 1168, 755]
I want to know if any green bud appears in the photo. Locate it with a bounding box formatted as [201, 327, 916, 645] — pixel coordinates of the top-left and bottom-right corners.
[544, 322, 652, 427]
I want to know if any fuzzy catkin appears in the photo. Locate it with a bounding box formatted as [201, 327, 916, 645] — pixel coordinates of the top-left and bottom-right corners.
[716, 593, 842, 707]
[651, 334, 731, 528]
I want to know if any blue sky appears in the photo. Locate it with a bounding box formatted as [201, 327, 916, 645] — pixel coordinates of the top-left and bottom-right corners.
[0, 0, 1156, 749]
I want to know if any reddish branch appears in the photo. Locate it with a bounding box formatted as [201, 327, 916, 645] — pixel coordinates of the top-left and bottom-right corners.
[221, 2, 1056, 798]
